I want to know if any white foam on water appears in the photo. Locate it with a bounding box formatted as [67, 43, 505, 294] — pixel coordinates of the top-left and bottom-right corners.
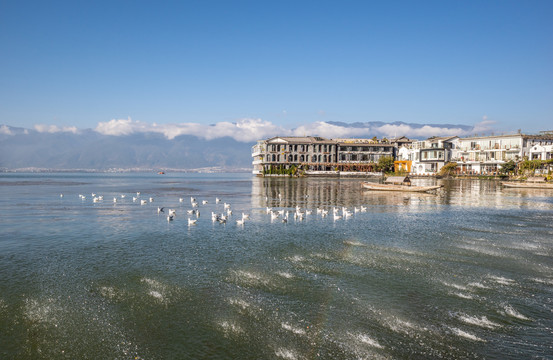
[456, 244, 508, 258]
[23, 297, 60, 326]
[468, 281, 490, 289]
[232, 270, 271, 287]
[140, 277, 171, 304]
[287, 255, 305, 263]
[502, 305, 530, 320]
[281, 322, 306, 335]
[441, 281, 469, 291]
[99, 286, 118, 299]
[510, 242, 539, 251]
[0, 298, 7, 314]
[381, 314, 426, 336]
[141, 277, 163, 288]
[531, 277, 553, 285]
[458, 314, 501, 329]
[390, 247, 422, 257]
[311, 252, 333, 260]
[149, 290, 163, 300]
[355, 333, 384, 349]
[452, 292, 474, 300]
[343, 240, 365, 247]
[218, 320, 244, 336]
[276, 271, 295, 279]
[275, 348, 299, 360]
[450, 327, 485, 342]
[488, 275, 516, 286]
[228, 297, 251, 310]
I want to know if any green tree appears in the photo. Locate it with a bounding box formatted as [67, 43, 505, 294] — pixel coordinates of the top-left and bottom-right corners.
[438, 162, 458, 177]
[499, 160, 516, 175]
[518, 159, 544, 174]
[376, 156, 395, 173]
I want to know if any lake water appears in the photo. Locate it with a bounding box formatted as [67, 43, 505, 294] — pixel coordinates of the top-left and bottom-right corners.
[0, 173, 552, 359]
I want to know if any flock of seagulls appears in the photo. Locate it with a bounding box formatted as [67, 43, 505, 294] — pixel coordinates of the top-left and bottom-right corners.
[63, 191, 370, 227]
[264, 204, 367, 223]
[67, 192, 246, 227]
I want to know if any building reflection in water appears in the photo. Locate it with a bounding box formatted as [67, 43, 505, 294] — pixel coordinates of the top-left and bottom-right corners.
[251, 177, 553, 211]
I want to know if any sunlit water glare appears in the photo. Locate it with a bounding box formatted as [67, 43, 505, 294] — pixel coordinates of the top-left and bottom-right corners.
[1, 173, 552, 359]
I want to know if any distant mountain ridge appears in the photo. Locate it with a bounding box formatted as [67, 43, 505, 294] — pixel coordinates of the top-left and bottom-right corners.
[0, 126, 253, 170]
[326, 121, 473, 132]
[0, 121, 480, 170]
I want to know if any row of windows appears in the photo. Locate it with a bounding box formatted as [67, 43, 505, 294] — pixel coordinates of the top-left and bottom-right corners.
[268, 144, 336, 153]
[339, 154, 386, 161]
[266, 154, 336, 162]
[421, 150, 444, 160]
[338, 146, 392, 152]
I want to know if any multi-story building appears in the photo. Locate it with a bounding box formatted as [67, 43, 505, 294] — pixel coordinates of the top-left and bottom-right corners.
[456, 133, 553, 174]
[397, 136, 459, 175]
[252, 136, 396, 175]
[251, 136, 338, 175]
[253, 132, 553, 176]
[335, 138, 395, 171]
[527, 131, 553, 160]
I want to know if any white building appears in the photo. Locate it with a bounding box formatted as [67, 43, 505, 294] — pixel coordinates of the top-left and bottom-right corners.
[456, 133, 553, 174]
[398, 136, 459, 175]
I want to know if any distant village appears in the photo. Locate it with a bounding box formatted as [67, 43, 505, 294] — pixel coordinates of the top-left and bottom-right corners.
[251, 131, 553, 176]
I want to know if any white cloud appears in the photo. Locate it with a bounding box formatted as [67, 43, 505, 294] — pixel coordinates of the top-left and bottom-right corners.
[374, 124, 468, 138]
[34, 124, 79, 134]
[0, 125, 13, 135]
[94, 117, 289, 142]
[292, 121, 371, 138]
[94, 117, 145, 136]
[471, 119, 496, 134]
[89, 117, 491, 142]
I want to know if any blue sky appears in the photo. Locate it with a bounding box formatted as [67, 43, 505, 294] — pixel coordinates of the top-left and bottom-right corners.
[1, 0, 552, 136]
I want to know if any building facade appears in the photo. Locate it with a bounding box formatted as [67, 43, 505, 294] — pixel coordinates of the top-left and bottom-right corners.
[252, 136, 338, 175]
[252, 136, 397, 175]
[455, 133, 553, 174]
[397, 136, 459, 175]
[253, 132, 553, 176]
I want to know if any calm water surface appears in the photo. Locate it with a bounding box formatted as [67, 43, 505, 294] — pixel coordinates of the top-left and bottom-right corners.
[0, 173, 552, 359]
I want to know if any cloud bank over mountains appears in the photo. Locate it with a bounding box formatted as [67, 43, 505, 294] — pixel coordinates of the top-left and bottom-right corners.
[0, 119, 495, 170]
[23, 118, 493, 142]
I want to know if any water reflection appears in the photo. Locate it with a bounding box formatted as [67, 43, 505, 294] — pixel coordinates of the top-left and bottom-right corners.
[252, 177, 553, 211]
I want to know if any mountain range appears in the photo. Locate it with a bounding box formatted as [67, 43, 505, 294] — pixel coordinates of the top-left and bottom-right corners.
[0, 126, 253, 171]
[0, 121, 481, 170]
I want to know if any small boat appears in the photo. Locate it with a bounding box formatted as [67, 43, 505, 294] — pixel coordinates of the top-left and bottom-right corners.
[362, 182, 443, 192]
[501, 182, 553, 189]
[158, 171, 165, 175]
